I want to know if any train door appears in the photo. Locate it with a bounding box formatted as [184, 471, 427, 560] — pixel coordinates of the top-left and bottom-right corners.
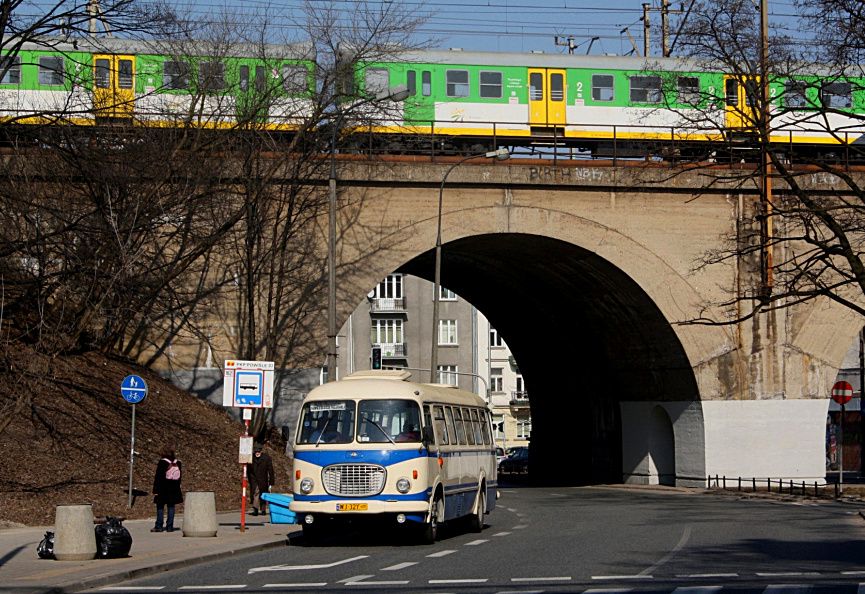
[94, 54, 135, 118]
[724, 75, 758, 131]
[528, 68, 566, 127]
[404, 69, 435, 125]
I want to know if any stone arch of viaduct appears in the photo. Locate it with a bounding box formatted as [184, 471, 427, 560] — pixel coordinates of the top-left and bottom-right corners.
[329, 160, 859, 486]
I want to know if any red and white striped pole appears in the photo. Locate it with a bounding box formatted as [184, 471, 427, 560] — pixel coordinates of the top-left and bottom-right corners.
[241, 417, 249, 532]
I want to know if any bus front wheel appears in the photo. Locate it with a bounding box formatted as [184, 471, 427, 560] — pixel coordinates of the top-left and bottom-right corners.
[421, 493, 443, 544]
[469, 488, 486, 532]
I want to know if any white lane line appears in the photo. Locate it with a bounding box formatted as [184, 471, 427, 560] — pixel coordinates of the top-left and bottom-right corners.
[763, 586, 813, 594]
[381, 562, 418, 571]
[844, 572, 865, 576]
[676, 574, 739, 579]
[248, 555, 368, 574]
[639, 525, 691, 577]
[494, 531, 512, 536]
[511, 577, 571, 582]
[178, 587, 245, 591]
[857, 583, 865, 594]
[512, 524, 529, 529]
[262, 584, 326, 589]
[337, 575, 373, 584]
[345, 580, 410, 586]
[496, 591, 545, 594]
[99, 589, 166, 591]
[583, 589, 634, 594]
[757, 573, 820, 578]
[430, 579, 489, 584]
[672, 587, 723, 594]
[592, 575, 654, 580]
[426, 549, 457, 558]
[465, 539, 489, 546]
[507, 508, 518, 512]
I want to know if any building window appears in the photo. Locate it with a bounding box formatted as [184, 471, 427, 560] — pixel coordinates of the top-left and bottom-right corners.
[784, 80, 808, 109]
[375, 275, 402, 299]
[438, 365, 458, 385]
[516, 375, 524, 392]
[371, 318, 403, 344]
[677, 76, 699, 105]
[479, 70, 502, 98]
[446, 69, 469, 97]
[199, 61, 226, 92]
[492, 413, 505, 439]
[0, 56, 20, 85]
[490, 326, 503, 347]
[491, 367, 503, 393]
[821, 81, 852, 109]
[365, 67, 389, 95]
[163, 60, 189, 90]
[630, 75, 663, 103]
[438, 319, 458, 345]
[517, 418, 532, 440]
[592, 74, 614, 102]
[439, 286, 456, 300]
[38, 56, 65, 86]
[282, 64, 308, 94]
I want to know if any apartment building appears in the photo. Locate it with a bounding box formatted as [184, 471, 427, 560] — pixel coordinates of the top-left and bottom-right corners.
[336, 273, 530, 450]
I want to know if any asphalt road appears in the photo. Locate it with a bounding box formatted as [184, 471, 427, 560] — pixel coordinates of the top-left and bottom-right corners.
[89, 484, 865, 593]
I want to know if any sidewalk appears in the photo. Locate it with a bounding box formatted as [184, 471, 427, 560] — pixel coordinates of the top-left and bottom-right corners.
[0, 511, 301, 594]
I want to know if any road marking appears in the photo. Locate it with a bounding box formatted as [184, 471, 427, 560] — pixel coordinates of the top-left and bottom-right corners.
[178, 587, 245, 591]
[496, 591, 545, 594]
[672, 587, 723, 594]
[763, 586, 813, 594]
[857, 584, 865, 594]
[248, 555, 368, 574]
[262, 584, 326, 589]
[844, 572, 865, 576]
[583, 589, 634, 594]
[494, 531, 512, 536]
[430, 579, 489, 584]
[511, 576, 572, 582]
[99, 589, 166, 591]
[592, 575, 653, 580]
[639, 525, 691, 577]
[465, 539, 488, 546]
[513, 524, 529, 529]
[381, 562, 418, 571]
[676, 574, 739, 579]
[337, 575, 373, 584]
[757, 573, 820, 578]
[345, 579, 409, 586]
[507, 508, 518, 512]
[427, 549, 457, 558]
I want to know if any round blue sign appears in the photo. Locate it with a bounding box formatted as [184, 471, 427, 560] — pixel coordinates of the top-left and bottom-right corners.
[121, 375, 148, 404]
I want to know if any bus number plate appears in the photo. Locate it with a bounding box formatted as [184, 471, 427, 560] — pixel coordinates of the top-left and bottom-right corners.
[336, 503, 367, 511]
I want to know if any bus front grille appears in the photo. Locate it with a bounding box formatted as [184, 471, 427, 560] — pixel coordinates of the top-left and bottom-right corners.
[322, 463, 386, 497]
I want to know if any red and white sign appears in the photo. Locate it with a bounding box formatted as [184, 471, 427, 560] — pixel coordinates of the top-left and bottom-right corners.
[831, 380, 854, 405]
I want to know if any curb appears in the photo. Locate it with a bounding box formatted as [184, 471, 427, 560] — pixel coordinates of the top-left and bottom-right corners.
[28, 536, 291, 594]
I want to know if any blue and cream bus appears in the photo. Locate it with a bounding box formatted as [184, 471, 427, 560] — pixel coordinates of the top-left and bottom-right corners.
[289, 369, 497, 543]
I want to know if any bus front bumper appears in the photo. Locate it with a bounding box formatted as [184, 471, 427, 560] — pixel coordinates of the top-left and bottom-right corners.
[289, 499, 429, 515]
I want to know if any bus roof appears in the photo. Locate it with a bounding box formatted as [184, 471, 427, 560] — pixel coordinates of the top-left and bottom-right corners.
[304, 371, 487, 407]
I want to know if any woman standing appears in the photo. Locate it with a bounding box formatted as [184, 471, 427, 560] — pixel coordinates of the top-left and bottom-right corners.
[151, 448, 183, 533]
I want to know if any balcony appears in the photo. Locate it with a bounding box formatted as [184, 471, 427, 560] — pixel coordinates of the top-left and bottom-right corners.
[510, 391, 529, 406]
[370, 297, 406, 312]
[374, 342, 406, 358]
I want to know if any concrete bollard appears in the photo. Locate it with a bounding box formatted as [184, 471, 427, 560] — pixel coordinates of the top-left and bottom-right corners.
[182, 491, 218, 537]
[53, 504, 96, 561]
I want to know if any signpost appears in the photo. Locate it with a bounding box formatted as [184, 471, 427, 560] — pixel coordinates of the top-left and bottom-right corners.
[223, 360, 274, 532]
[832, 380, 854, 493]
[121, 375, 148, 507]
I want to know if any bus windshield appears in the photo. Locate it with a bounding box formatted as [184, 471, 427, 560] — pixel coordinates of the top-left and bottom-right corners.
[296, 400, 356, 444]
[357, 399, 422, 443]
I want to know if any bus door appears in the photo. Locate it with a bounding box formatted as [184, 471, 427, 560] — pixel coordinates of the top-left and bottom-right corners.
[528, 68, 566, 127]
[724, 75, 758, 131]
[94, 54, 134, 117]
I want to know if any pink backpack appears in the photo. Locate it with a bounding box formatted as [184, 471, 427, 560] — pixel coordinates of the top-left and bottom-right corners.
[163, 458, 180, 480]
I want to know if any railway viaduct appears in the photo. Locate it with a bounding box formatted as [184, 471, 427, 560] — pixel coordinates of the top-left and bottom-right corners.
[314, 157, 859, 487]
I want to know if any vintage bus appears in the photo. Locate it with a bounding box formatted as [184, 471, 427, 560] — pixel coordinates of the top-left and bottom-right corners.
[289, 369, 498, 544]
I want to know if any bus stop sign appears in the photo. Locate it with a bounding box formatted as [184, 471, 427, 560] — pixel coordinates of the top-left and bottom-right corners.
[832, 380, 854, 405]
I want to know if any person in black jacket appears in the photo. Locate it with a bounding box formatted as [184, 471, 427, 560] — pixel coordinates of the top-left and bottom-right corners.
[152, 447, 183, 532]
[247, 444, 275, 516]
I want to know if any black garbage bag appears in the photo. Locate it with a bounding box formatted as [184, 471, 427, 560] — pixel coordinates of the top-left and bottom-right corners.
[37, 531, 54, 559]
[95, 517, 132, 559]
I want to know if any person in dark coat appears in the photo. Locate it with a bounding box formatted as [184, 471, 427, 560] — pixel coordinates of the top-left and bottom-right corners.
[152, 447, 183, 532]
[247, 444, 275, 516]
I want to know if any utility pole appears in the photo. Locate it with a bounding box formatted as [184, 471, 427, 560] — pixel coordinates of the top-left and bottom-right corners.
[759, 0, 773, 296]
[659, 0, 683, 57]
[642, 3, 651, 57]
[87, 0, 113, 37]
[621, 28, 642, 57]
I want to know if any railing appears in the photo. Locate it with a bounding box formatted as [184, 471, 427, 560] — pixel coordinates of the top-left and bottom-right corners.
[370, 297, 406, 312]
[707, 475, 847, 498]
[373, 342, 406, 357]
[510, 391, 529, 406]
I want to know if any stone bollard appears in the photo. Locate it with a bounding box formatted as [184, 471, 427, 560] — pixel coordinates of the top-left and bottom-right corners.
[182, 491, 217, 537]
[53, 504, 96, 561]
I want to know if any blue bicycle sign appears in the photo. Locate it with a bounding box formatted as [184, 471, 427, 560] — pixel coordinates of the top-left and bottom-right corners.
[121, 375, 148, 404]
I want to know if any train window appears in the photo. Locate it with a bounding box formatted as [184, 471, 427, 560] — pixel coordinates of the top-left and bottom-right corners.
[407, 70, 416, 96]
[592, 74, 614, 102]
[725, 79, 738, 106]
[422, 71, 431, 96]
[784, 80, 808, 109]
[677, 76, 700, 105]
[447, 70, 469, 97]
[550, 72, 563, 102]
[163, 60, 189, 90]
[529, 72, 543, 100]
[95, 59, 110, 89]
[821, 81, 852, 108]
[629, 75, 662, 103]
[365, 67, 390, 95]
[744, 79, 758, 107]
[282, 64, 308, 95]
[118, 60, 133, 90]
[0, 56, 20, 85]
[239, 65, 249, 92]
[480, 70, 502, 98]
[200, 61, 225, 92]
[255, 66, 266, 93]
[38, 56, 65, 86]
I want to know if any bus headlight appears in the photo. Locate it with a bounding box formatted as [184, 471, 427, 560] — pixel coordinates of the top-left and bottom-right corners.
[300, 478, 314, 494]
[396, 478, 411, 493]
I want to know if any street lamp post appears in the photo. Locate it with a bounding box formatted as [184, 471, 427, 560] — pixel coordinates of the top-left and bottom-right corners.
[430, 148, 509, 384]
[327, 84, 410, 383]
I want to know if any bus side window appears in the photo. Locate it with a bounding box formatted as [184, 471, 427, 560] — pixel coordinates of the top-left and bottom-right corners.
[454, 408, 468, 445]
[434, 405, 449, 445]
[444, 407, 458, 446]
[470, 408, 483, 445]
[479, 409, 491, 445]
[462, 408, 476, 445]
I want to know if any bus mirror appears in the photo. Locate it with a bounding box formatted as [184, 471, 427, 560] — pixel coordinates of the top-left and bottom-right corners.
[421, 425, 435, 449]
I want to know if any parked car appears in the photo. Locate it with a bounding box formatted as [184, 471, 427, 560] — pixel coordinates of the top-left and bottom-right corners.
[495, 446, 506, 466]
[499, 447, 529, 474]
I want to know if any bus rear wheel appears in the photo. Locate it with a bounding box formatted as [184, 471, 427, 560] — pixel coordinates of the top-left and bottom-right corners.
[421, 494, 443, 544]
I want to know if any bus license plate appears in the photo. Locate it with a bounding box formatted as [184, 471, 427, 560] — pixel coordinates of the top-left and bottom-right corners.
[336, 503, 367, 512]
